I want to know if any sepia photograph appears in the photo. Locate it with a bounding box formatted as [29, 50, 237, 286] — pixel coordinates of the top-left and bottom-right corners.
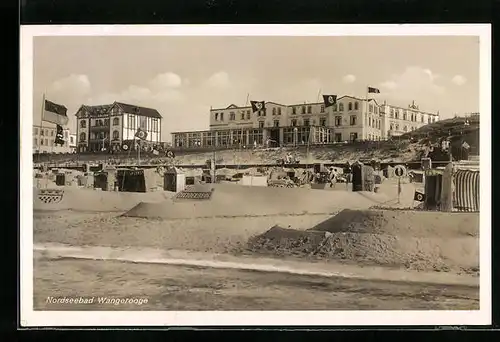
[20, 24, 491, 326]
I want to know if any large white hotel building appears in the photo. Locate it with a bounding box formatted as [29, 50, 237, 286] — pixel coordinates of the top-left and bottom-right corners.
[171, 95, 440, 149]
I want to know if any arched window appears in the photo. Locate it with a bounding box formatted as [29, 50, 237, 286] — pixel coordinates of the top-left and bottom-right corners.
[112, 130, 119, 140]
[79, 133, 86, 142]
[339, 103, 344, 111]
[355, 102, 359, 110]
[348, 102, 353, 111]
[80, 120, 86, 128]
[113, 117, 119, 125]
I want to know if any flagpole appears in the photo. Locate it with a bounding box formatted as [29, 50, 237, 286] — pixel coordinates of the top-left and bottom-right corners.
[365, 85, 369, 142]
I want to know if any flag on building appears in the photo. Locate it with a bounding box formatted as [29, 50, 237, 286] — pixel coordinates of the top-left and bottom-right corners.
[43, 99, 69, 126]
[54, 124, 65, 145]
[250, 100, 266, 112]
[322, 94, 337, 108]
[462, 141, 470, 150]
[414, 190, 426, 202]
[135, 127, 148, 140]
[367, 86, 381, 94]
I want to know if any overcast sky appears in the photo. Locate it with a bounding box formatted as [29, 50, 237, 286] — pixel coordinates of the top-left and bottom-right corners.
[33, 35, 479, 140]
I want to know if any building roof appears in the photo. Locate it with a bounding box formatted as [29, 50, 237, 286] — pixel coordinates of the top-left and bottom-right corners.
[76, 102, 162, 118]
[114, 102, 162, 118]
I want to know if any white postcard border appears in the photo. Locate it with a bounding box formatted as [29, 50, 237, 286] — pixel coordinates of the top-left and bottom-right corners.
[20, 24, 491, 327]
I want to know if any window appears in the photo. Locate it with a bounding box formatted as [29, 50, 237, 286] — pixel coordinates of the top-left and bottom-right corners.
[104, 118, 110, 126]
[80, 120, 86, 128]
[355, 102, 359, 110]
[258, 121, 264, 128]
[350, 115, 357, 125]
[369, 117, 372, 127]
[395, 124, 400, 131]
[272, 108, 276, 115]
[112, 130, 119, 140]
[40, 139, 44, 146]
[304, 119, 310, 126]
[403, 112, 407, 120]
[320, 118, 326, 126]
[348, 102, 353, 111]
[421, 115, 424, 123]
[333, 104, 337, 111]
[278, 107, 282, 115]
[339, 103, 344, 111]
[50, 130, 54, 136]
[274, 120, 280, 127]
[307, 106, 312, 114]
[215, 113, 219, 121]
[301, 106, 306, 114]
[80, 133, 86, 142]
[291, 119, 297, 126]
[34, 128, 38, 135]
[395, 110, 399, 120]
[128, 115, 136, 129]
[292, 107, 296, 115]
[335, 116, 342, 126]
[33, 138, 37, 146]
[220, 113, 224, 121]
[390, 123, 394, 130]
[113, 117, 119, 126]
[230, 112, 235, 121]
[320, 105, 325, 113]
[246, 111, 251, 120]
[241, 112, 245, 120]
[390, 108, 394, 118]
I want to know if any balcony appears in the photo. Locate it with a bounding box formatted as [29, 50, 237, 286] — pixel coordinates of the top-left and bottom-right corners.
[89, 125, 110, 131]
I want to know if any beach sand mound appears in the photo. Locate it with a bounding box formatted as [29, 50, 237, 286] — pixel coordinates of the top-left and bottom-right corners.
[122, 183, 383, 219]
[247, 209, 479, 274]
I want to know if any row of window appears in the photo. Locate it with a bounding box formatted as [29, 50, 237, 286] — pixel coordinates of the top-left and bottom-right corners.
[214, 102, 369, 122]
[34, 138, 68, 147]
[389, 108, 435, 124]
[389, 123, 418, 132]
[79, 117, 160, 131]
[33, 128, 69, 138]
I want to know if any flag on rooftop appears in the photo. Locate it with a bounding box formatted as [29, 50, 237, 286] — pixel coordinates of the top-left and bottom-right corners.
[43, 99, 69, 126]
[250, 100, 265, 112]
[368, 86, 381, 94]
[322, 94, 337, 108]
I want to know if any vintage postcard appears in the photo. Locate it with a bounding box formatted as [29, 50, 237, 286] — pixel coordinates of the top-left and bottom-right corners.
[20, 24, 491, 326]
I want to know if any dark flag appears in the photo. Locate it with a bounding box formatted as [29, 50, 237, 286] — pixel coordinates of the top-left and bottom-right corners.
[414, 190, 426, 202]
[54, 124, 65, 145]
[368, 87, 381, 94]
[322, 95, 337, 108]
[43, 99, 69, 126]
[135, 127, 148, 140]
[250, 100, 266, 113]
